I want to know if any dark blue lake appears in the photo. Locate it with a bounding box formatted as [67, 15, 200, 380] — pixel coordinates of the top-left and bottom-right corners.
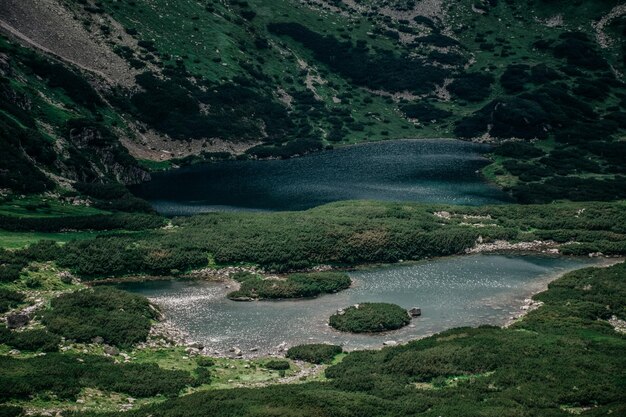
[131, 139, 511, 215]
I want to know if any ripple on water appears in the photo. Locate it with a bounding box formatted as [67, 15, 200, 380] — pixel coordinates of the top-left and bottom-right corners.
[119, 255, 595, 355]
[130, 139, 512, 214]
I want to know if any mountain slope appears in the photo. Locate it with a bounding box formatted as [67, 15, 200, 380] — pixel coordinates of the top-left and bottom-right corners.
[0, 0, 625, 202]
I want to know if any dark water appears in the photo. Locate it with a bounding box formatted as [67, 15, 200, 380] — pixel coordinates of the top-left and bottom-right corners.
[119, 255, 594, 355]
[131, 139, 510, 215]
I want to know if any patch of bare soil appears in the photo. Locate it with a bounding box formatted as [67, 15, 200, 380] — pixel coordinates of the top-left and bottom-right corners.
[0, 0, 136, 86]
[120, 128, 260, 161]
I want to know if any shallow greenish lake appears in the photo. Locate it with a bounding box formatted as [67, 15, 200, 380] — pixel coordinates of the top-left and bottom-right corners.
[119, 255, 595, 355]
[130, 139, 510, 214]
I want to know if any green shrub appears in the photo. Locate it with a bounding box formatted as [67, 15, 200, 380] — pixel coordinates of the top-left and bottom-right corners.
[286, 344, 342, 364]
[0, 327, 61, 352]
[196, 357, 215, 367]
[0, 289, 24, 312]
[227, 272, 351, 300]
[41, 287, 157, 347]
[329, 303, 410, 333]
[265, 360, 290, 370]
[0, 353, 193, 400]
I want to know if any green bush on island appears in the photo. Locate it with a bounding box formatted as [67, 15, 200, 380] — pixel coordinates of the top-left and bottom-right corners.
[265, 360, 290, 371]
[329, 303, 411, 333]
[41, 287, 157, 347]
[227, 272, 351, 300]
[286, 344, 342, 364]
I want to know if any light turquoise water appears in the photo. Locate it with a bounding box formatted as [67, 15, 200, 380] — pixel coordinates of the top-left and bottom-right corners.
[119, 255, 594, 355]
[130, 139, 511, 215]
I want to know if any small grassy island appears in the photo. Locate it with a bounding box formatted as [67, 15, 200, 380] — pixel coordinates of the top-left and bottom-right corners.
[227, 271, 351, 301]
[329, 303, 411, 333]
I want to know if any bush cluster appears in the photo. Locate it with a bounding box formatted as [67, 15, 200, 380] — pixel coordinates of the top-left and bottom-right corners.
[227, 272, 351, 300]
[0, 289, 24, 313]
[268, 22, 449, 94]
[286, 344, 342, 364]
[329, 303, 410, 333]
[0, 353, 194, 400]
[0, 327, 61, 352]
[41, 287, 157, 347]
[29, 201, 625, 278]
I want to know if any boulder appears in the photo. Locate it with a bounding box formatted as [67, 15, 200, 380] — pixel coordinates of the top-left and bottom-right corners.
[408, 307, 422, 317]
[187, 341, 204, 350]
[383, 341, 398, 346]
[92, 336, 104, 345]
[6, 313, 30, 329]
[103, 345, 120, 356]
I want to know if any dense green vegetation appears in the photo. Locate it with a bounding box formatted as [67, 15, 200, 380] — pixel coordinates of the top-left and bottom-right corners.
[21, 201, 623, 278]
[41, 287, 157, 347]
[227, 272, 351, 300]
[0, 289, 24, 313]
[0, 353, 198, 401]
[264, 360, 290, 371]
[0, 213, 163, 232]
[0, 201, 622, 283]
[64, 261, 626, 417]
[0, 327, 61, 353]
[286, 344, 342, 364]
[329, 303, 410, 333]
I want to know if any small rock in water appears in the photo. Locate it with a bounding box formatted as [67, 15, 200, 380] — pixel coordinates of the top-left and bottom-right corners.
[249, 346, 259, 352]
[383, 341, 397, 346]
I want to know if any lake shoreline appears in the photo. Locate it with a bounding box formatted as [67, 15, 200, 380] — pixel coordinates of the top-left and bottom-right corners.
[130, 255, 622, 360]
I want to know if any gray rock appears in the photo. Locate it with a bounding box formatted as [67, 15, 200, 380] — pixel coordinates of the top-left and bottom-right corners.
[7, 313, 30, 329]
[408, 307, 422, 317]
[92, 336, 104, 344]
[103, 345, 120, 356]
[383, 341, 398, 346]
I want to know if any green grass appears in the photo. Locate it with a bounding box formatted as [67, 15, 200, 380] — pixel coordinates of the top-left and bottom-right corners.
[0, 196, 108, 218]
[138, 159, 172, 172]
[0, 230, 101, 249]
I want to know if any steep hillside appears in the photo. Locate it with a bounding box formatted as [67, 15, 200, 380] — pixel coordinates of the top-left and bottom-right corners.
[0, 0, 625, 201]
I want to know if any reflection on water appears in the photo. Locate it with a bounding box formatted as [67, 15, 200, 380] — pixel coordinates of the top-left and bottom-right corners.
[130, 139, 511, 214]
[119, 255, 594, 355]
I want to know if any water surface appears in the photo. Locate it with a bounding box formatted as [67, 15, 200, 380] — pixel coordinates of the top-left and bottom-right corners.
[119, 255, 594, 355]
[131, 139, 510, 215]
